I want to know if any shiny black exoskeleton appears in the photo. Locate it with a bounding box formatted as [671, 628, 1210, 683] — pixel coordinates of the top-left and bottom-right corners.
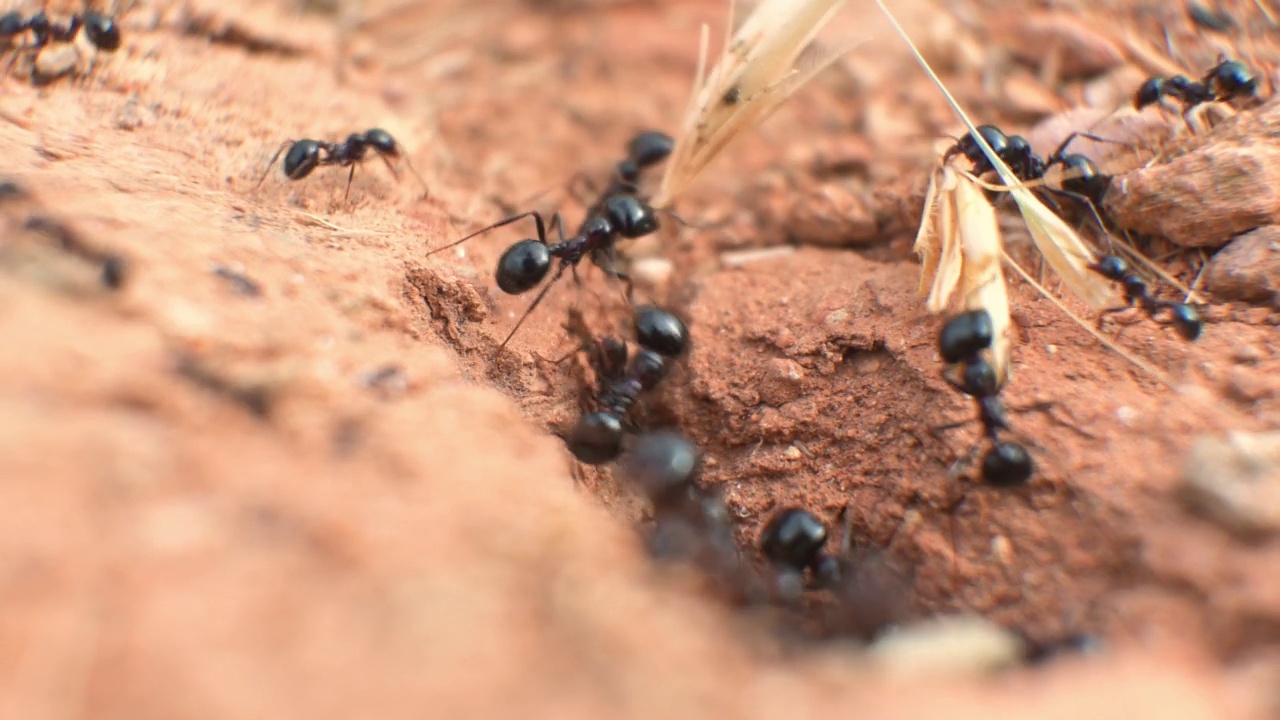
[938, 310, 1033, 486]
[1089, 255, 1203, 341]
[0, 8, 120, 52]
[567, 305, 689, 465]
[254, 128, 426, 201]
[425, 130, 674, 353]
[759, 508, 843, 594]
[1134, 58, 1258, 111]
[620, 431, 763, 605]
[946, 124, 1113, 231]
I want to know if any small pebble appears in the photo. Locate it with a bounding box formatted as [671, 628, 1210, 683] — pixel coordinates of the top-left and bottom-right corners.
[1180, 431, 1280, 538]
[34, 44, 79, 81]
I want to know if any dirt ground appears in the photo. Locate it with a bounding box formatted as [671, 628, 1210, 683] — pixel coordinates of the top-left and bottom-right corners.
[3, 0, 1280, 717]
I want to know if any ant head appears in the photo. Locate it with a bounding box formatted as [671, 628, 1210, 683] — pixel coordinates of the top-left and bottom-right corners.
[632, 349, 670, 390]
[626, 130, 675, 169]
[495, 238, 552, 294]
[282, 140, 322, 180]
[938, 309, 994, 364]
[982, 441, 1033, 486]
[83, 12, 121, 51]
[568, 411, 625, 465]
[1167, 302, 1203, 341]
[619, 430, 701, 508]
[1090, 255, 1128, 282]
[759, 508, 829, 572]
[1210, 60, 1257, 98]
[604, 195, 659, 239]
[1134, 77, 1164, 108]
[0, 11, 25, 36]
[633, 305, 688, 358]
[364, 128, 399, 156]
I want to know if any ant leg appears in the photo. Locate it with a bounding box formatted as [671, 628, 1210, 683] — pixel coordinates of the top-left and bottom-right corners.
[496, 264, 568, 355]
[590, 246, 635, 304]
[388, 155, 430, 199]
[343, 164, 357, 201]
[1043, 186, 1111, 238]
[252, 141, 295, 191]
[424, 210, 558, 258]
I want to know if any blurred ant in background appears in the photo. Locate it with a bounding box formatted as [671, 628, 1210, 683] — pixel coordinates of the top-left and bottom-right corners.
[1134, 57, 1258, 113]
[253, 127, 428, 201]
[424, 130, 679, 354]
[0, 1, 123, 80]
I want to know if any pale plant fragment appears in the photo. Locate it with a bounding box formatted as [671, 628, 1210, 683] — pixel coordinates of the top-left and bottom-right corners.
[872, 0, 1116, 313]
[651, 0, 858, 209]
[916, 166, 1012, 383]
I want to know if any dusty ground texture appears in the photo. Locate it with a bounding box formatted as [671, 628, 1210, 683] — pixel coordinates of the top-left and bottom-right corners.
[2, 0, 1280, 716]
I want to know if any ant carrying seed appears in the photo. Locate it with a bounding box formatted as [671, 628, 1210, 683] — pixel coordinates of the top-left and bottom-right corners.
[936, 309, 1034, 487]
[1, 3, 121, 80]
[1088, 255, 1203, 340]
[1134, 57, 1258, 112]
[253, 128, 428, 201]
[567, 305, 689, 465]
[424, 130, 680, 354]
[945, 124, 1114, 234]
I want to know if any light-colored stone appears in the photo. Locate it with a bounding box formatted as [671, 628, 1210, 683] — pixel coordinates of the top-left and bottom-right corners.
[1207, 226, 1280, 304]
[1181, 431, 1280, 538]
[868, 614, 1026, 678]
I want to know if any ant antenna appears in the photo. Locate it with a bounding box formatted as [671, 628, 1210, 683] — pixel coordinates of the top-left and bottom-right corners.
[253, 141, 295, 191]
[495, 265, 567, 355]
[423, 210, 560, 258]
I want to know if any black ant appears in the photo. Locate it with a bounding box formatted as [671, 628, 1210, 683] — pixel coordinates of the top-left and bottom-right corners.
[1134, 58, 1258, 112]
[253, 128, 428, 201]
[424, 130, 677, 354]
[758, 506, 907, 640]
[0, 4, 121, 80]
[1088, 255, 1203, 341]
[567, 305, 689, 465]
[945, 124, 1114, 234]
[619, 431, 765, 605]
[936, 309, 1034, 487]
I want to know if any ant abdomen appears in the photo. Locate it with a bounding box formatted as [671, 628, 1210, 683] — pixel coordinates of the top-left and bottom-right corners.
[633, 306, 689, 358]
[982, 441, 1034, 487]
[760, 508, 829, 573]
[283, 140, 322, 180]
[495, 239, 552, 294]
[568, 411, 626, 465]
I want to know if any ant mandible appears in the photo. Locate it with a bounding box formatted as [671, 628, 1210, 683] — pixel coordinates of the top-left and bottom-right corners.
[567, 305, 689, 465]
[936, 309, 1034, 486]
[423, 130, 676, 354]
[253, 128, 429, 201]
[1088, 255, 1203, 341]
[1134, 57, 1258, 112]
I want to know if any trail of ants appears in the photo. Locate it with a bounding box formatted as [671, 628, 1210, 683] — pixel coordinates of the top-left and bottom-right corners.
[253, 128, 429, 201]
[421, 130, 677, 356]
[562, 304, 689, 465]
